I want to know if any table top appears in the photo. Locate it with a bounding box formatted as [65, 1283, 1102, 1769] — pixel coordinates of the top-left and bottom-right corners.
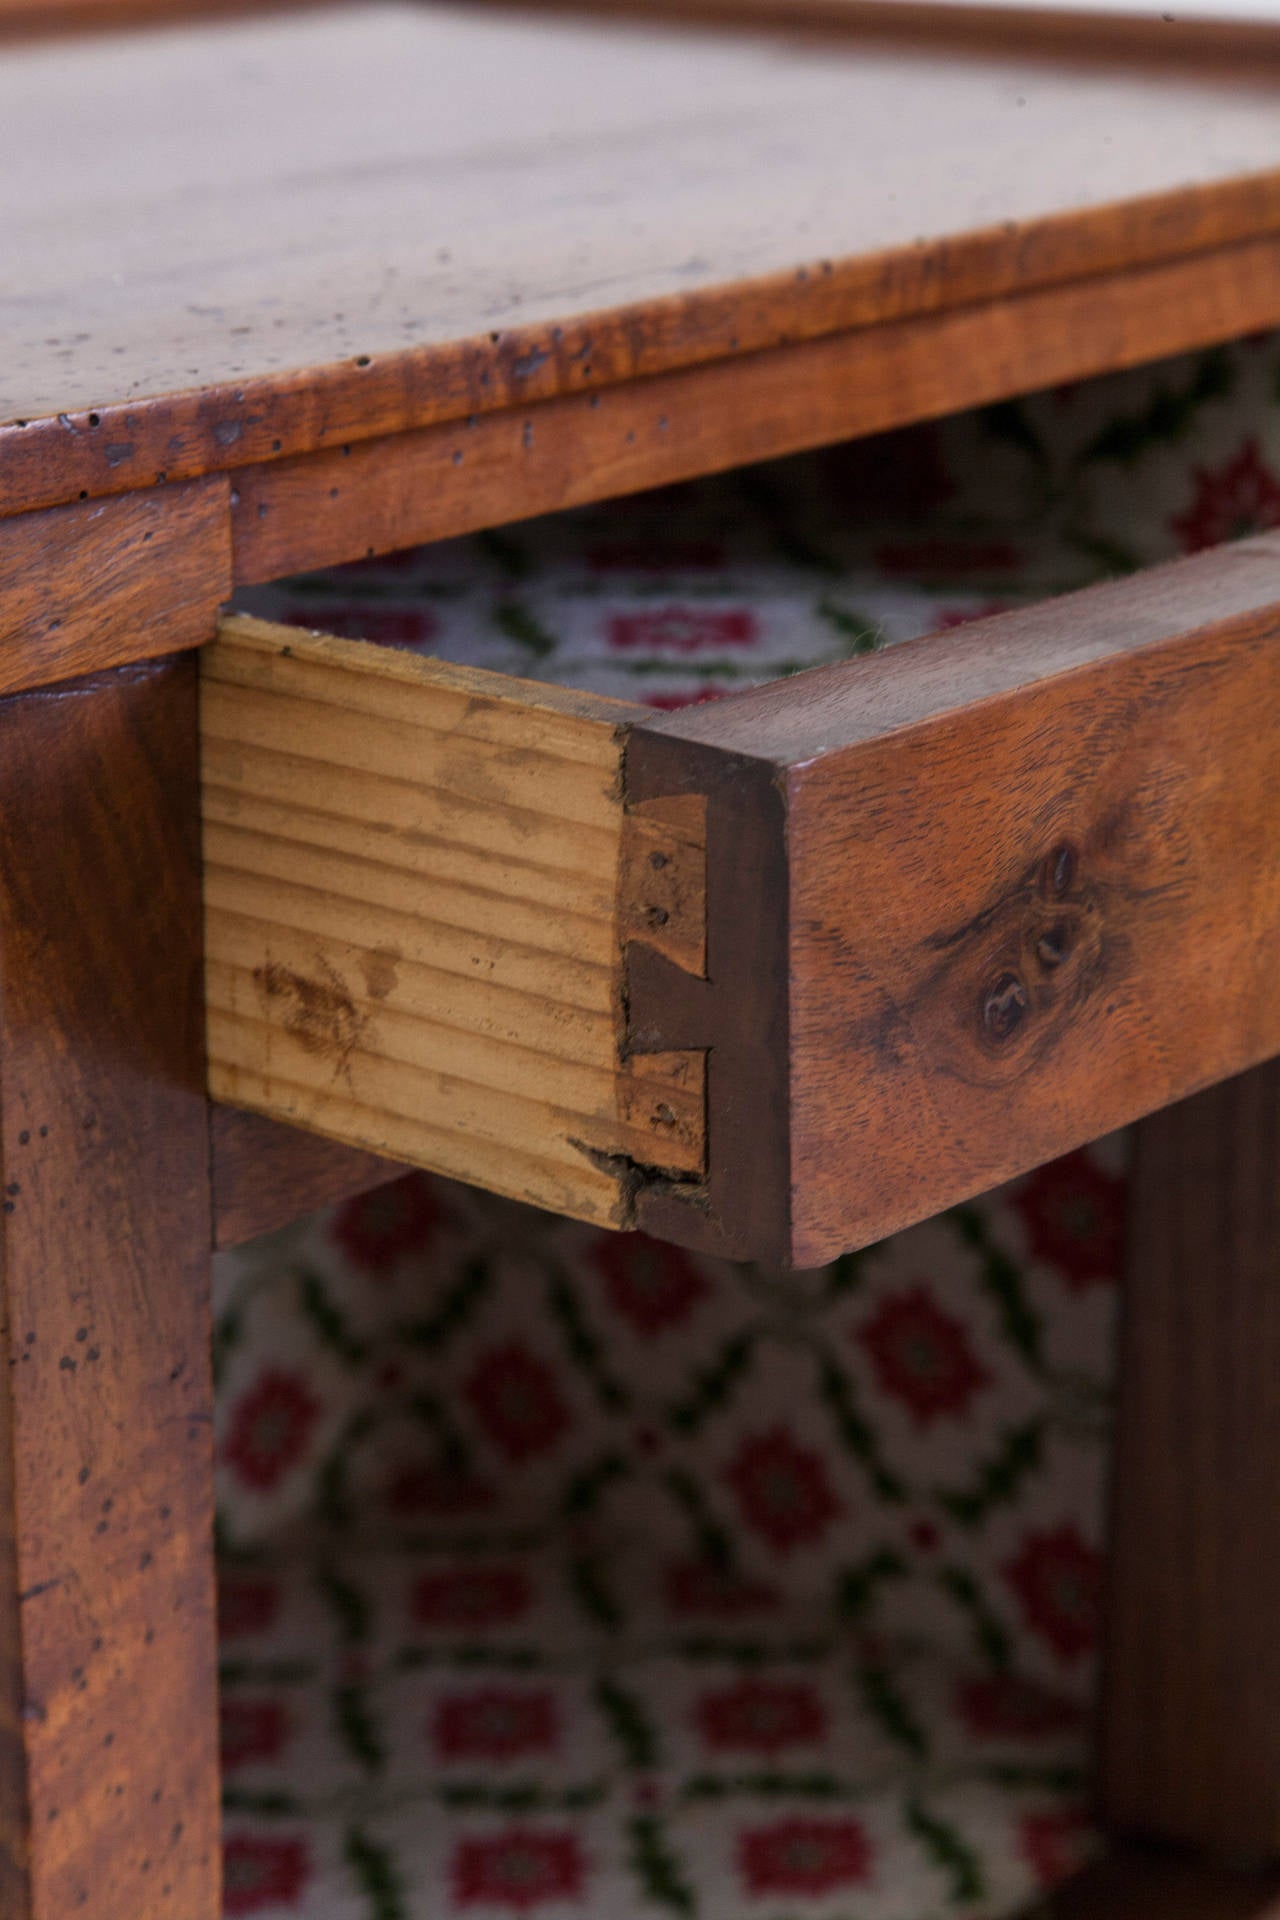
[4, 1, 1280, 520]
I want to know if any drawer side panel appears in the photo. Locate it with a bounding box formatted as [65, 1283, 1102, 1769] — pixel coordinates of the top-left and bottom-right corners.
[201, 615, 705, 1228]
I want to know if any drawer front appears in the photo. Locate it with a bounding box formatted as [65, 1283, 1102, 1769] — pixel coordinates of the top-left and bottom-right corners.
[633, 534, 1280, 1266]
[203, 533, 1280, 1262]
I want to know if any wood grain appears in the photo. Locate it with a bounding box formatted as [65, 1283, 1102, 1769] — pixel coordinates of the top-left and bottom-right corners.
[4, 4, 1280, 518]
[4, 0, 1279, 64]
[231, 233, 1280, 583]
[1044, 1846, 1280, 1918]
[634, 535, 1280, 1265]
[0, 659, 219, 1917]
[0, 0, 326, 32]
[496, 0, 1280, 73]
[0, 479, 230, 694]
[210, 1106, 405, 1251]
[1102, 1061, 1280, 1857]
[201, 615, 706, 1227]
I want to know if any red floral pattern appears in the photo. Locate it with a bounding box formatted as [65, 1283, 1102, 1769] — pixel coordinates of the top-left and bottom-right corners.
[220, 1699, 291, 1771]
[434, 1687, 560, 1763]
[223, 1835, 311, 1915]
[330, 1173, 446, 1275]
[739, 1816, 873, 1896]
[278, 602, 440, 649]
[696, 1677, 827, 1754]
[1020, 1807, 1093, 1888]
[724, 1427, 843, 1557]
[222, 1370, 321, 1492]
[451, 1830, 586, 1911]
[938, 598, 1011, 629]
[465, 1342, 572, 1463]
[1004, 1526, 1103, 1665]
[955, 1673, 1086, 1741]
[1013, 1151, 1125, 1290]
[1171, 436, 1280, 551]
[856, 1285, 992, 1427]
[592, 1234, 710, 1337]
[607, 606, 757, 653]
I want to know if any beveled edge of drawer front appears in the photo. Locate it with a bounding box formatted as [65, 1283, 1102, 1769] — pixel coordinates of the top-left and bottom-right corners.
[629, 532, 1280, 1267]
[200, 613, 708, 1231]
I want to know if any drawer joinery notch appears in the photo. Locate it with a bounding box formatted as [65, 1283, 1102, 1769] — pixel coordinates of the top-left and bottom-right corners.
[623, 729, 793, 1265]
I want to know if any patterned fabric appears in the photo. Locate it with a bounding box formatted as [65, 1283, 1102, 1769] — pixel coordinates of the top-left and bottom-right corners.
[215, 1154, 1118, 1920]
[218, 334, 1280, 1917]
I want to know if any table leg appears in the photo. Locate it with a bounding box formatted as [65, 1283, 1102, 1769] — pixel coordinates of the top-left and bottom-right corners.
[0, 659, 219, 1916]
[1101, 1060, 1280, 1858]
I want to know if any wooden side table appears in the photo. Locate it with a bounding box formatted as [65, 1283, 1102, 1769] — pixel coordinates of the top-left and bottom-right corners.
[1, 6, 1279, 1913]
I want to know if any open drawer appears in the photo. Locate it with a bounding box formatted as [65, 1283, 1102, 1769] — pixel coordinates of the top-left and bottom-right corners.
[202, 439, 1280, 1271]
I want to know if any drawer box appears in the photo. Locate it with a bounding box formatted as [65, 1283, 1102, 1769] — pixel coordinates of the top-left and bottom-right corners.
[203, 536, 1280, 1267]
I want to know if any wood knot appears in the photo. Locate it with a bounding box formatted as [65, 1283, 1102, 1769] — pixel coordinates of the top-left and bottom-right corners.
[1034, 920, 1073, 970]
[906, 825, 1122, 1087]
[981, 971, 1029, 1042]
[1044, 841, 1078, 898]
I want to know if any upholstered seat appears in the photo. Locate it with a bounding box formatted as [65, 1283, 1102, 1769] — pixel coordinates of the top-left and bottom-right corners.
[216, 334, 1280, 1918]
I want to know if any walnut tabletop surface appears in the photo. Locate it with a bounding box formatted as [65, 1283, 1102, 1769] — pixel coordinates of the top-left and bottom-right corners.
[4, 0, 1280, 524]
